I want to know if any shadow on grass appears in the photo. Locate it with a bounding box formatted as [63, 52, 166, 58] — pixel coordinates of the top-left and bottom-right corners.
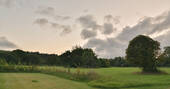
[91, 83, 170, 89]
[133, 70, 168, 75]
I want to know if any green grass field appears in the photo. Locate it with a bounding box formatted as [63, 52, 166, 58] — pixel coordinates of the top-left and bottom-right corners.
[88, 67, 170, 89]
[1, 67, 170, 89]
[0, 73, 97, 89]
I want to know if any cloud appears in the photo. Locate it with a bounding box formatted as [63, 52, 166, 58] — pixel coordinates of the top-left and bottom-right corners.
[36, 6, 71, 20]
[77, 15, 101, 30]
[104, 15, 120, 24]
[34, 18, 72, 35]
[84, 37, 125, 58]
[154, 30, 170, 48]
[55, 15, 71, 20]
[60, 25, 72, 36]
[50, 23, 72, 35]
[81, 29, 97, 39]
[34, 18, 49, 26]
[102, 23, 116, 35]
[82, 10, 170, 58]
[34, 6, 73, 35]
[117, 11, 170, 42]
[36, 6, 55, 16]
[0, 36, 17, 48]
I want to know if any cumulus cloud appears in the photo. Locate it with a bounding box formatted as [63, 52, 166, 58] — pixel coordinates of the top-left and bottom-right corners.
[117, 11, 170, 43]
[84, 38, 125, 58]
[104, 15, 120, 24]
[82, 10, 170, 58]
[154, 30, 170, 48]
[102, 23, 116, 35]
[77, 15, 101, 30]
[0, 36, 17, 48]
[81, 29, 97, 39]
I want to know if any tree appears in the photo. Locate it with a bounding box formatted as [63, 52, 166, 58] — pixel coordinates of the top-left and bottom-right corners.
[109, 57, 128, 67]
[158, 46, 170, 67]
[82, 49, 98, 68]
[126, 35, 160, 72]
[60, 50, 72, 67]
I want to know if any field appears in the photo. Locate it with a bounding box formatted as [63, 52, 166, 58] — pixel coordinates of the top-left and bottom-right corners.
[1, 67, 170, 89]
[0, 73, 97, 89]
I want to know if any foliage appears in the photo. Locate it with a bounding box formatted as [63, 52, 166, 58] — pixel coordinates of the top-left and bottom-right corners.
[158, 46, 170, 67]
[126, 35, 160, 72]
[1, 44, 170, 68]
[60, 46, 98, 68]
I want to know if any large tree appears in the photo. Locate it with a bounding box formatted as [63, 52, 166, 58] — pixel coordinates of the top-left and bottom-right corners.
[126, 35, 160, 72]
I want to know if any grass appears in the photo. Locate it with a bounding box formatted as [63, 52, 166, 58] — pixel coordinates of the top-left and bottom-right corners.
[0, 73, 97, 89]
[88, 67, 170, 89]
[46, 67, 170, 89]
[1, 67, 170, 89]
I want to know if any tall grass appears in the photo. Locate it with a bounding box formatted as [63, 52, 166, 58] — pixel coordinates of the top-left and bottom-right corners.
[0, 65, 100, 82]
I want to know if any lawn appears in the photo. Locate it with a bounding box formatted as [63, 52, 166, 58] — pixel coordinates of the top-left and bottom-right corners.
[0, 73, 97, 89]
[88, 67, 170, 89]
[1, 67, 170, 89]
[49, 67, 170, 89]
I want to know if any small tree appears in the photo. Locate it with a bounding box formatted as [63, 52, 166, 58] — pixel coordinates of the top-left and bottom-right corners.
[126, 35, 160, 72]
[0, 58, 8, 65]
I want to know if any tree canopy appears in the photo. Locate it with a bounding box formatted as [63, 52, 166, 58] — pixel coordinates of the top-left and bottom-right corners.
[126, 35, 160, 72]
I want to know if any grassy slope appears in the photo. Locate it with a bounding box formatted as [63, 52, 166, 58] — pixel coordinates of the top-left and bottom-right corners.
[0, 73, 97, 89]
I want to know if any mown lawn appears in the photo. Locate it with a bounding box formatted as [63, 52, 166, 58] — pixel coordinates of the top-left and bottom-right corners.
[0, 73, 97, 89]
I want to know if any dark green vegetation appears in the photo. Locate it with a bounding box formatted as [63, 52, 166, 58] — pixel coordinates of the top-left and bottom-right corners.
[0, 47, 129, 68]
[1, 45, 170, 69]
[126, 35, 160, 72]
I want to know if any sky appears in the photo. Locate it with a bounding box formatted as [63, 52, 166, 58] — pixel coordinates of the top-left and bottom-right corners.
[0, 0, 170, 58]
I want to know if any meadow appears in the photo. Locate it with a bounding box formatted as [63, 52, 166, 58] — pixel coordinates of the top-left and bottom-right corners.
[1, 66, 170, 89]
[0, 73, 97, 89]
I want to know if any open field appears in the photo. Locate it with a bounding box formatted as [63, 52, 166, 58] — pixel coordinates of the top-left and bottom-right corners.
[88, 68, 170, 89]
[39, 67, 170, 89]
[1, 67, 170, 89]
[0, 73, 97, 89]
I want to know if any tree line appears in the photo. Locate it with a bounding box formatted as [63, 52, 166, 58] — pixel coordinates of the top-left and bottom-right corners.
[0, 37, 170, 68]
[0, 46, 129, 67]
